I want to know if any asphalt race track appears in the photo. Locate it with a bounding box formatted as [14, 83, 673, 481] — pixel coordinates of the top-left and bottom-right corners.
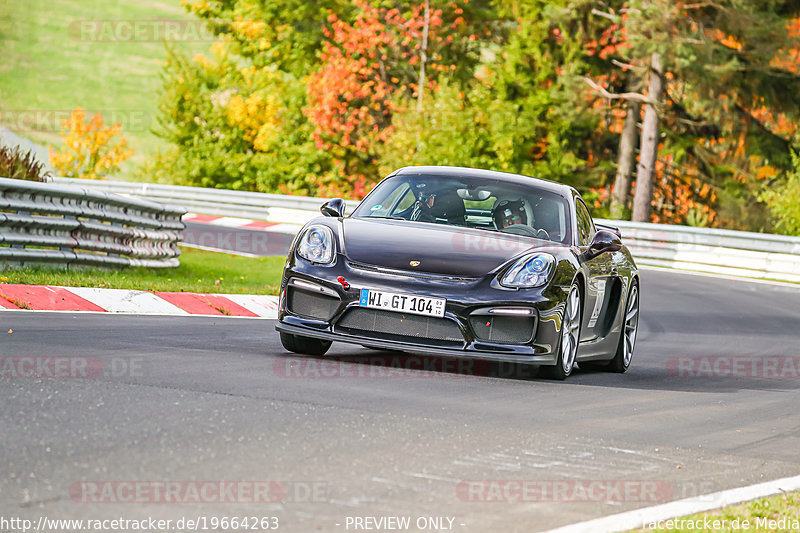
[183, 221, 296, 256]
[2, 268, 800, 532]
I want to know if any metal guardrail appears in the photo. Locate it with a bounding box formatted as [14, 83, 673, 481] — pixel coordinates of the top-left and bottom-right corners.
[1, 177, 185, 268]
[54, 178, 800, 283]
[596, 219, 800, 283]
[53, 178, 360, 225]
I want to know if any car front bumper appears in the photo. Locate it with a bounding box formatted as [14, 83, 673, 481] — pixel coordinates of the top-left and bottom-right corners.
[275, 257, 568, 366]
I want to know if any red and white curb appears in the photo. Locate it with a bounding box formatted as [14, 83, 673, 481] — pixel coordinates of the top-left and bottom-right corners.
[183, 213, 303, 235]
[0, 284, 278, 318]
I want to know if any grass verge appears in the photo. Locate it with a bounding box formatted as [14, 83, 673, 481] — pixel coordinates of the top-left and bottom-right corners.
[0, 247, 284, 295]
[632, 489, 800, 532]
[0, 0, 207, 172]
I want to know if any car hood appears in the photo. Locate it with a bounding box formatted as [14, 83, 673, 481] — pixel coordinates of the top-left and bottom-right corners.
[341, 218, 553, 277]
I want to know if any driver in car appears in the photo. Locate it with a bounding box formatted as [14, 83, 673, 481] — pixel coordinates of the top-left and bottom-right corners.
[493, 199, 528, 229]
[411, 191, 437, 222]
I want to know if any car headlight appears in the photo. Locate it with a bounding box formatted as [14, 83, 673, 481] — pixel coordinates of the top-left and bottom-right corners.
[297, 225, 335, 264]
[500, 252, 555, 288]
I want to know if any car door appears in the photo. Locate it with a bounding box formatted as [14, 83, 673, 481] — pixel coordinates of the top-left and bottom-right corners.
[574, 197, 613, 342]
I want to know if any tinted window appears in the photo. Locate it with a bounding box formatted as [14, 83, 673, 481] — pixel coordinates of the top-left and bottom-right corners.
[352, 174, 572, 244]
[575, 198, 596, 246]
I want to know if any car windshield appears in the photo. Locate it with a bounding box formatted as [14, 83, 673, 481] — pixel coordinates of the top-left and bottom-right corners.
[351, 173, 572, 244]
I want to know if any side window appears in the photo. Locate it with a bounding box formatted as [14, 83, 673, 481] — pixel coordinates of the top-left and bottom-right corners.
[575, 199, 596, 246]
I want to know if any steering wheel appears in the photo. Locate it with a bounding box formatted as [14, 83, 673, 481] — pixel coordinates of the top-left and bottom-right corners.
[500, 224, 540, 237]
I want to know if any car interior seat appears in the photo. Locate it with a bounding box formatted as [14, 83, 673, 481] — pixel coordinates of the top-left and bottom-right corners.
[427, 189, 467, 225]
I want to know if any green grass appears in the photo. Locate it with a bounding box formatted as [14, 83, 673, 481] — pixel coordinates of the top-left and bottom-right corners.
[631, 490, 800, 532]
[0, 0, 208, 173]
[0, 247, 285, 295]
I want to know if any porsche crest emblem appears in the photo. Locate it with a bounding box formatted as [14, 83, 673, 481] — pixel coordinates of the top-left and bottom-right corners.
[409, 260, 421, 267]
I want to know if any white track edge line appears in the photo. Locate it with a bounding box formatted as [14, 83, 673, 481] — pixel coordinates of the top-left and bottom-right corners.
[543, 473, 800, 533]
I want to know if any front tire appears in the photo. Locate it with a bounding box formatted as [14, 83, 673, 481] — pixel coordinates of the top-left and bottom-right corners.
[280, 332, 332, 356]
[607, 280, 639, 373]
[541, 283, 582, 380]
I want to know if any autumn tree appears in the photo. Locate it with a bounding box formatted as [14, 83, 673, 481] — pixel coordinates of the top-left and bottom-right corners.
[305, 0, 480, 197]
[149, 0, 800, 234]
[582, 0, 800, 227]
[381, 0, 607, 191]
[152, 0, 483, 198]
[49, 108, 134, 180]
[148, 0, 348, 194]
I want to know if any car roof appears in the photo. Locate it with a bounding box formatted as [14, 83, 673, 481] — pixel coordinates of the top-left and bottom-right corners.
[392, 166, 578, 199]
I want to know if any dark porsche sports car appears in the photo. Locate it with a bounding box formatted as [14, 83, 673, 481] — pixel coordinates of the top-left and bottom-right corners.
[276, 166, 639, 379]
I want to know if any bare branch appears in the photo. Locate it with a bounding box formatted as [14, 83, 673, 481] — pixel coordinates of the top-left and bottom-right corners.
[679, 1, 727, 11]
[581, 77, 655, 104]
[590, 8, 617, 21]
[611, 59, 647, 72]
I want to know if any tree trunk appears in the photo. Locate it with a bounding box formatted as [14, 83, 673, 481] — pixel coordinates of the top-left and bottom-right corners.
[610, 99, 640, 219]
[416, 0, 430, 112]
[632, 52, 663, 222]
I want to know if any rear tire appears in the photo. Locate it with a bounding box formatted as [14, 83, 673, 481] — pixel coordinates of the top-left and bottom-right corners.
[540, 282, 582, 381]
[280, 332, 332, 356]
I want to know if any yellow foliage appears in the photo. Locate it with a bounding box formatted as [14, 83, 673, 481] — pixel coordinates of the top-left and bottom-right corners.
[225, 93, 282, 151]
[231, 17, 267, 40]
[210, 41, 227, 58]
[48, 108, 134, 180]
[192, 53, 210, 68]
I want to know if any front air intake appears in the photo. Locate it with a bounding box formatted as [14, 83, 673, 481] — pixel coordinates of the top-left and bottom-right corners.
[337, 308, 463, 344]
[469, 309, 537, 344]
[286, 284, 340, 321]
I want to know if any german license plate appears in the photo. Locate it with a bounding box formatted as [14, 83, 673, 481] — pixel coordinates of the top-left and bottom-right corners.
[359, 289, 446, 318]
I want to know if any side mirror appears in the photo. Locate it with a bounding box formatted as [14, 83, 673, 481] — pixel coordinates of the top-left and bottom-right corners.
[588, 229, 622, 257]
[321, 198, 346, 218]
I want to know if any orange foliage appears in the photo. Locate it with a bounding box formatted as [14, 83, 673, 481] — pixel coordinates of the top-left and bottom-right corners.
[585, 16, 630, 60]
[773, 17, 800, 74]
[650, 153, 717, 226]
[305, 0, 463, 198]
[306, 1, 398, 153]
[49, 108, 134, 180]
